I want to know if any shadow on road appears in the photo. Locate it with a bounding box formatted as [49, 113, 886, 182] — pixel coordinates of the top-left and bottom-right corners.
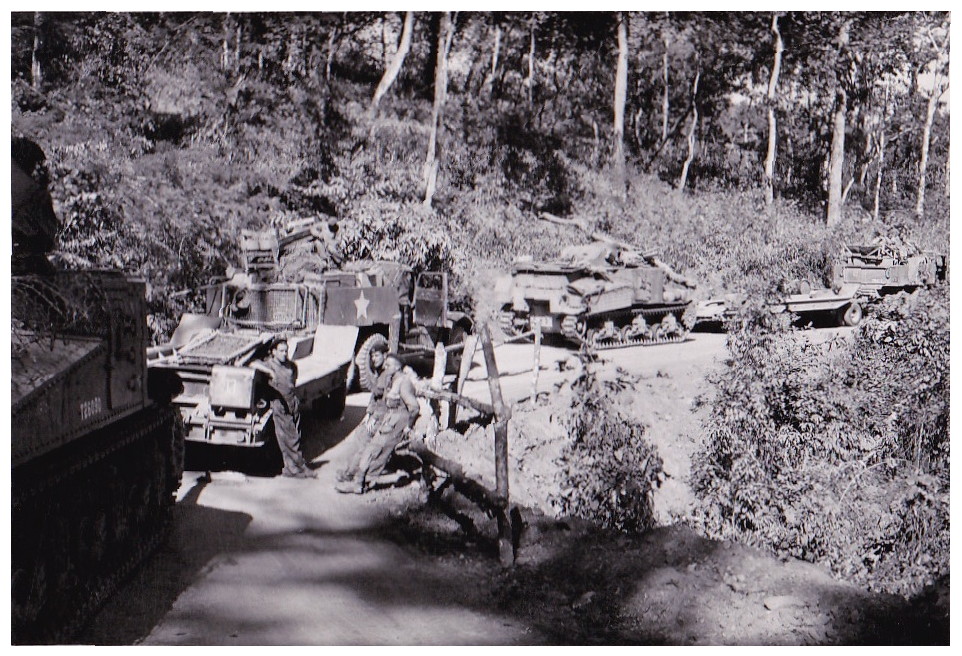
[75, 474, 253, 645]
[74, 473, 946, 645]
[180, 397, 368, 478]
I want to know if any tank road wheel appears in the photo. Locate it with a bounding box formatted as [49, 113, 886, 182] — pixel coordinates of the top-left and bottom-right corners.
[839, 302, 863, 327]
[355, 333, 390, 392]
[497, 308, 525, 338]
[661, 313, 684, 339]
[561, 314, 587, 343]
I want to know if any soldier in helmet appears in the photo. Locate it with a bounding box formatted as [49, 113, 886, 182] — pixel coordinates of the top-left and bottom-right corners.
[336, 354, 419, 494]
[336, 340, 391, 483]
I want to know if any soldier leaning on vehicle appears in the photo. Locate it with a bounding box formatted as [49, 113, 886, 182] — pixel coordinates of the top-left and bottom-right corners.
[250, 339, 317, 479]
[336, 354, 420, 495]
[336, 340, 391, 483]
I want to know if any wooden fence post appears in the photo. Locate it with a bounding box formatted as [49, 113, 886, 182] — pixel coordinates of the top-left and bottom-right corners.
[479, 323, 514, 566]
[431, 341, 448, 425]
[530, 322, 542, 404]
[448, 333, 478, 429]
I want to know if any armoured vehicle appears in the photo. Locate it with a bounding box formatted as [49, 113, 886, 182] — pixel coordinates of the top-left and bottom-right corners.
[11, 140, 184, 643]
[234, 218, 472, 391]
[496, 214, 697, 349]
[830, 241, 947, 297]
[696, 239, 947, 329]
[696, 282, 865, 328]
[148, 220, 472, 450]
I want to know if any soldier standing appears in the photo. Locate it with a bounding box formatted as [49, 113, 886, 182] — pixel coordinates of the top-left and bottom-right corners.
[251, 339, 316, 479]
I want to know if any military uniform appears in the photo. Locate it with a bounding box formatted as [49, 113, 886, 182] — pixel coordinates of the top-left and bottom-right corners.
[338, 371, 419, 493]
[336, 366, 393, 482]
[261, 357, 314, 478]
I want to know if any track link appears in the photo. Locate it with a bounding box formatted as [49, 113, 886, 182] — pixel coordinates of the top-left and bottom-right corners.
[12, 406, 183, 644]
[561, 304, 693, 350]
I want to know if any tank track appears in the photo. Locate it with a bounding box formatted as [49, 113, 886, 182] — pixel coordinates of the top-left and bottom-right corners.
[561, 304, 693, 350]
[11, 405, 184, 644]
[497, 309, 525, 337]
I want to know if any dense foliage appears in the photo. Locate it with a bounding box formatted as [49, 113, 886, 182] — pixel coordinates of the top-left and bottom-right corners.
[10, 11, 949, 342]
[690, 287, 949, 595]
[10, 12, 949, 595]
[553, 351, 665, 534]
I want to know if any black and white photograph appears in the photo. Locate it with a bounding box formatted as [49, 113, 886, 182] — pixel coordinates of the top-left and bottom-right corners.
[8, 8, 951, 646]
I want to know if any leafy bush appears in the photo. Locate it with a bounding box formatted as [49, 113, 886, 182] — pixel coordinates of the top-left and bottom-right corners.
[690, 286, 949, 595]
[552, 349, 665, 533]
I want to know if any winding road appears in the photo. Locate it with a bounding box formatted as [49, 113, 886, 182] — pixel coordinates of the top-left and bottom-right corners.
[77, 329, 851, 645]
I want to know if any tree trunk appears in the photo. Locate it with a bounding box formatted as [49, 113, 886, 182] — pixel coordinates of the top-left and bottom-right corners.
[764, 13, 783, 205]
[421, 12, 442, 99]
[633, 107, 644, 149]
[483, 22, 502, 93]
[826, 87, 847, 226]
[222, 13, 231, 70]
[31, 12, 43, 90]
[613, 13, 629, 196]
[826, 19, 851, 226]
[370, 11, 414, 117]
[944, 149, 950, 199]
[915, 86, 941, 217]
[525, 22, 536, 106]
[325, 26, 338, 80]
[661, 44, 669, 142]
[677, 71, 700, 192]
[873, 129, 885, 221]
[423, 12, 453, 208]
[235, 22, 242, 72]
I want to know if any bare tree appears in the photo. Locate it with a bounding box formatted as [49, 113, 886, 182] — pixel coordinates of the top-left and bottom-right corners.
[677, 70, 700, 192]
[826, 19, 852, 226]
[525, 19, 536, 106]
[423, 12, 454, 208]
[31, 12, 43, 89]
[482, 18, 502, 93]
[661, 34, 670, 142]
[872, 129, 886, 221]
[915, 21, 949, 217]
[763, 13, 783, 205]
[613, 13, 629, 196]
[369, 12, 414, 118]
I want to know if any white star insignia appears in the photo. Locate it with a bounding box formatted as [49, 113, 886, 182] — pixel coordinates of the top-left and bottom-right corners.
[354, 290, 370, 321]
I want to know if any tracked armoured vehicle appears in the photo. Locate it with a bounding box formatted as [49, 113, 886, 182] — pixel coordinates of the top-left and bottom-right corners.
[496, 214, 697, 350]
[830, 240, 947, 297]
[695, 238, 947, 330]
[11, 140, 184, 644]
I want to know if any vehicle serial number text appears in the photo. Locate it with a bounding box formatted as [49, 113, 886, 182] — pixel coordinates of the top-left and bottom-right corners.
[80, 397, 104, 420]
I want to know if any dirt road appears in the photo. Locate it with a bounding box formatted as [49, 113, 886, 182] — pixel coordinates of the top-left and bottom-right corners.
[79, 329, 920, 646]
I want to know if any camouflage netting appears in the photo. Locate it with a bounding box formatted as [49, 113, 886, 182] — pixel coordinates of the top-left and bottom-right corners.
[12, 273, 114, 354]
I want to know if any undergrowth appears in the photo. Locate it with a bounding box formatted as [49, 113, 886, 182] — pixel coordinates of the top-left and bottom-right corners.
[552, 347, 665, 534]
[690, 286, 949, 596]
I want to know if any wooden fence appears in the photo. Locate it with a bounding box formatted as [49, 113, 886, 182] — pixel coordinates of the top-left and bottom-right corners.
[407, 323, 543, 566]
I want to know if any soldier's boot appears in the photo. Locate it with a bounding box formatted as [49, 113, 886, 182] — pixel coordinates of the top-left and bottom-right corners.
[335, 477, 365, 494]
